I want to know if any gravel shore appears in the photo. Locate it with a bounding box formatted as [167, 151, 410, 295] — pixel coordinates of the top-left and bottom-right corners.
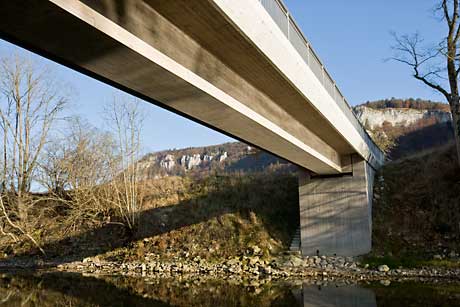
[3, 253, 457, 283]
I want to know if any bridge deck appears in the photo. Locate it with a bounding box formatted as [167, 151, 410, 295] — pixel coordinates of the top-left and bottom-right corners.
[0, 0, 384, 174]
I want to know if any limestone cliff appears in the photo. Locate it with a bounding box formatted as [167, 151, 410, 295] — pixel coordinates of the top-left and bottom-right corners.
[354, 106, 452, 130]
[353, 100, 454, 159]
[137, 142, 292, 179]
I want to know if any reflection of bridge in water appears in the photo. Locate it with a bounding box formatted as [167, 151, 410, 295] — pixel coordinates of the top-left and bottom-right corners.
[0, 0, 384, 256]
[2, 271, 455, 306]
[293, 284, 377, 307]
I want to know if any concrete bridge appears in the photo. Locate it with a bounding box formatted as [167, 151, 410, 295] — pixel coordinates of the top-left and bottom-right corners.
[0, 0, 384, 256]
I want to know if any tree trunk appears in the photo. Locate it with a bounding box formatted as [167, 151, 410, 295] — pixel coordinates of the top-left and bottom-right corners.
[450, 96, 460, 167]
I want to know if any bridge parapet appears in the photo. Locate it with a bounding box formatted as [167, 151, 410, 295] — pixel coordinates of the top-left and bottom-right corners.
[258, 0, 384, 167]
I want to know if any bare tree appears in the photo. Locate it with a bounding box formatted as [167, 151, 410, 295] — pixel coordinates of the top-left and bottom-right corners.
[38, 117, 119, 232]
[0, 54, 68, 252]
[41, 117, 115, 191]
[104, 96, 145, 231]
[390, 0, 460, 166]
[0, 55, 67, 194]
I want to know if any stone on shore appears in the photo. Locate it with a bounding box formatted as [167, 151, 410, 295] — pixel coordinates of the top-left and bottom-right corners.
[378, 265, 390, 272]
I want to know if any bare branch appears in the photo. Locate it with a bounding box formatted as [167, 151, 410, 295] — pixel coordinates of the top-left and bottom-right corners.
[443, 0, 452, 26]
[390, 32, 450, 99]
[414, 73, 450, 99]
[0, 195, 45, 255]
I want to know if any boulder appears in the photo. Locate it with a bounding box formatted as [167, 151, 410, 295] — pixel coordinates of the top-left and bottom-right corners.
[378, 264, 390, 272]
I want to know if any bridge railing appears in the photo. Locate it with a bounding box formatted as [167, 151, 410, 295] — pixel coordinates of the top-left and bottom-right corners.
[258, 0, 384, 164]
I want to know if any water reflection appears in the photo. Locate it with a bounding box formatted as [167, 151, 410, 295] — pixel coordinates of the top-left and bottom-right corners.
[0, 271, 459, 306]
[301, 285, 376, 307]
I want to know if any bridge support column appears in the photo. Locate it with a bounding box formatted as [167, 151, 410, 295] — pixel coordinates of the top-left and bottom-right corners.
[298, 155, 375, 256]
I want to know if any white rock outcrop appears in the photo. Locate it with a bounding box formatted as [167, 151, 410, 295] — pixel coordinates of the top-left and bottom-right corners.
[159, 154, 176, 171]
[354, 106, 452, 129]
[138, 148, 235, 178]
[203, 154, 214, 162]
[218, 152, 228, 162]
[180, 154, 202, 170]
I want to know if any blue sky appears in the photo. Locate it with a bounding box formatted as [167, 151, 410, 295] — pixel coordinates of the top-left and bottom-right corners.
[0, 1, 447, 153]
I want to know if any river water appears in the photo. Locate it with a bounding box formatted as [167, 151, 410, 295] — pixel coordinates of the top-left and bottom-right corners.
[0, 271, 459, 306]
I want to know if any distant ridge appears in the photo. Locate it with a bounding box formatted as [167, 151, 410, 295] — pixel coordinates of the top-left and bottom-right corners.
[137, 98, 454, 178]
[137, 142, 294, 179]
[354, 98, 454, 159]
[357, 98, 450, 112]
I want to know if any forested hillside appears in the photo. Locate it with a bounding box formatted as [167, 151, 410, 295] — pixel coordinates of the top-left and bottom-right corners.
[360, 98, 450, 112]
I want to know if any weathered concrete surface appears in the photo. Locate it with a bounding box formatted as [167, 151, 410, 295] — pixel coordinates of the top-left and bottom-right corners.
[299, 155, 375, 256]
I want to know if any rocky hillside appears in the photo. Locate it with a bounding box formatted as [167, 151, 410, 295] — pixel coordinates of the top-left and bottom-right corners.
[137, 142, 293, 179]
[354, 99, 454, 159]
[138, 98, 455, 178]
[354, 106, 451, 130]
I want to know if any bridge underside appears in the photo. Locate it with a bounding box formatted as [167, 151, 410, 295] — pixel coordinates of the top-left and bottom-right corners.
[0, 0, 357, 175]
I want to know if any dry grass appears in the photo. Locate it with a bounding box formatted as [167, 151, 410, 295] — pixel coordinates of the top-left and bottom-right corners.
[105, 173, 299, 262]
[372, 143, 460, 258]
[0, 172, 299, 262]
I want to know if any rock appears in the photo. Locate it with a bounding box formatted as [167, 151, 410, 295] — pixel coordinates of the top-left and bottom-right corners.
[248, 256, 260, 266]
[203, 154, 214, 162]
[180, 154, 202, 170]
[354, 106, 452, 130]
[289, 256, 304, 267]
[378, 265, 390, 272]
[192, 256, 201, 263]
[380, 280, 391, 286]
[226, 258, 240, 266]
[263, 266, 272, 274]
[448, 251, 457, 258]
[159, 154, 176, 170]
[250, 245, 261, 255]
[218, 152, 228, 162]
[433, 254, 443, 260]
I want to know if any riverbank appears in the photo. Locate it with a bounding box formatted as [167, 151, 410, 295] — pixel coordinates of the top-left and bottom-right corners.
[1, 253, 459, 284]
[1, 146, 459, 286]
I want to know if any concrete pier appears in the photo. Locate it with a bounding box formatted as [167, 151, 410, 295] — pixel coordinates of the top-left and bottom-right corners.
[299, 155, 375, 256]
